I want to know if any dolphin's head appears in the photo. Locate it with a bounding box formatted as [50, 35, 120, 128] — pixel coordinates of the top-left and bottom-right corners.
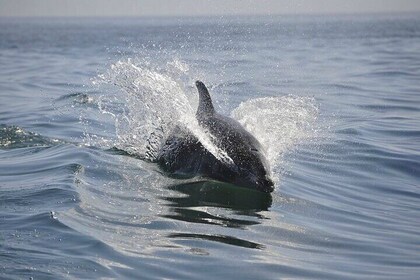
[231, 147, 274, 193]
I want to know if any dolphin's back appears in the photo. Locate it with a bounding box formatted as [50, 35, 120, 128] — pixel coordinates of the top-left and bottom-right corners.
[204, 113, 263, 155]
[156, 80, 274, 193]
[156, 125, 237, 181]
[195, 80, 263, 153]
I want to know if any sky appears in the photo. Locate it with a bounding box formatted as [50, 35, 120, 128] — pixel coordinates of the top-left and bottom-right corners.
[1, 0, 420, 17]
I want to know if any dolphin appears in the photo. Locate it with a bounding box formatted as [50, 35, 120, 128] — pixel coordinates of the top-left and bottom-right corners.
[156, 80, 274, 193]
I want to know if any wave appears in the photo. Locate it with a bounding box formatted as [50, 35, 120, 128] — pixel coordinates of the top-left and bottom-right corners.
[0, 124, 62, 149]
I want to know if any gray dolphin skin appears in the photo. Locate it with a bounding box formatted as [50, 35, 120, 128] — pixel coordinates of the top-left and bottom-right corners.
[157, 80, 274, 193]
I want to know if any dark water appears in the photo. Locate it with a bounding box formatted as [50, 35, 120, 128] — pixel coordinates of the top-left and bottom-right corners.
[1, 14, 420, 279]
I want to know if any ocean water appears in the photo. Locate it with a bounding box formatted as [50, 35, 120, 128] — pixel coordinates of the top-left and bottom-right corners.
[1, 13, 420, 279]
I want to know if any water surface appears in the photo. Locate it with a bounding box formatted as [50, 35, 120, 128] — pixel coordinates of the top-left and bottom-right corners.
[1, 14, 420, 279]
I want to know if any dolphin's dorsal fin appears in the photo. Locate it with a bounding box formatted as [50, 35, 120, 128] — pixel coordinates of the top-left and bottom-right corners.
[195, 80, 215, 120]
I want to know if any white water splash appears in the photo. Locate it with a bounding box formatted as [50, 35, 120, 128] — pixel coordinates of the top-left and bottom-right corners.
[92, 58, 234, 165]
[232, 96, 319, 171]
[89, 58, 319, 176]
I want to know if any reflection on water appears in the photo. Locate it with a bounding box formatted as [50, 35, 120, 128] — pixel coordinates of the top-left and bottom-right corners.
[168, 233, 265, 250]
[161, 181, 272, 249]
[163, 181, 272, 212]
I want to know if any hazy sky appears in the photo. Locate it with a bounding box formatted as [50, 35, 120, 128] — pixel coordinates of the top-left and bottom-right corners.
[1, 0, 420, 17]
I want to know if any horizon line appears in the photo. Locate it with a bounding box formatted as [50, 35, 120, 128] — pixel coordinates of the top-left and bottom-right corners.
[1, 10, 419, 19]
